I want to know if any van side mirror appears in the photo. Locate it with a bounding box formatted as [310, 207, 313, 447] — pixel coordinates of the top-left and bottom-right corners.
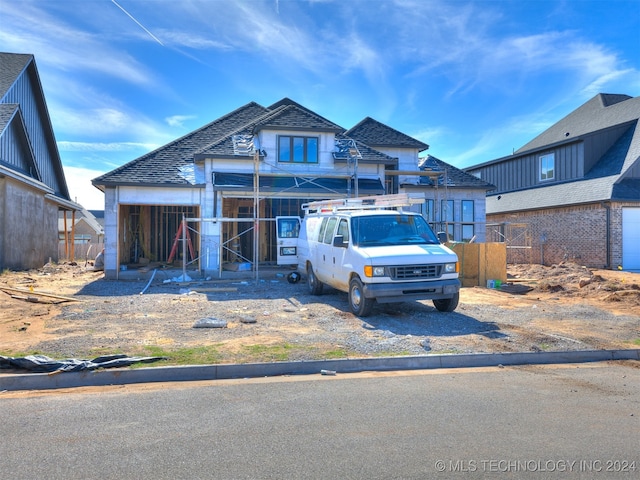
[333, 235, 347, 248]
[437, 231, 448, 244]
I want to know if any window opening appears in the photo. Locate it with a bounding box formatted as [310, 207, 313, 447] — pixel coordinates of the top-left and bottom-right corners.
[462, 200, 475, 241]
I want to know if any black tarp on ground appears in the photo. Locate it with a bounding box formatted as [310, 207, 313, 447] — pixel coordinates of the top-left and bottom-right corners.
[0, 354, 167, 373]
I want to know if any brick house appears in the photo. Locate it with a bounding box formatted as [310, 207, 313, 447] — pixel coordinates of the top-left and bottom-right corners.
[465, 93, 640, 271]
[92, 98, 493, 279]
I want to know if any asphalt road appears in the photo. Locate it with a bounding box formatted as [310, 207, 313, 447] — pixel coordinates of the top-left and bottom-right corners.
[1, 362, 639, 479]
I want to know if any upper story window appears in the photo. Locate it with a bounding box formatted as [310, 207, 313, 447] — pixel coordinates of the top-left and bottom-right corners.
[539, 153, 555, 181]
[278, 136, 319, 163]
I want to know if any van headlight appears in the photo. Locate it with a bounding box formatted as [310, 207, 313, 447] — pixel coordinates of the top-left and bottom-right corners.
[364, 266, 386, 277]
[444, 262, 458, 274]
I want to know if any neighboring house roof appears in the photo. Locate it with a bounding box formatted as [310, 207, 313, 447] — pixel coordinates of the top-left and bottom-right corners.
[516, 94, 638, 154]
[418, 155, 495, 190]
[58, 208, 104, 234]
[0, 52, 32, 97]
[345, 117, 429, 151]
[0, 52, 73, 205]
[477, 93, 640, 214]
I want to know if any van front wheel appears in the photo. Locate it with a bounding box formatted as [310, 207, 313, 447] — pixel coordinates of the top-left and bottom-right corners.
[433, 293, 459, 312]
[349, 278, 374, 317]
[307, 265, 323, 295]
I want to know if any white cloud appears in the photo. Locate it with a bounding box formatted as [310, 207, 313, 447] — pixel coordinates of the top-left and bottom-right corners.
[63, 166, 107, 210]
[0, 1, 160, 89]
[165, 115, 196, 128]
[49, 102, 172, 145]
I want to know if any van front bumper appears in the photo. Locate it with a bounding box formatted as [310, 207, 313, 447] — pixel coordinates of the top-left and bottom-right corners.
[362, 278, 460, 303]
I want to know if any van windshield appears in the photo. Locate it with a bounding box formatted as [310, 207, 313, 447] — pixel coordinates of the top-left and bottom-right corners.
[351, 214, 441, 246]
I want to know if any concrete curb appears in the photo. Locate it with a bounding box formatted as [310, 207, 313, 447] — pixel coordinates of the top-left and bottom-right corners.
[1, 349, 639, 391]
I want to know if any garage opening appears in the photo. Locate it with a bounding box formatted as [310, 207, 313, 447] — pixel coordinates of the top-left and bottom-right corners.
[119, 205, 200, 266]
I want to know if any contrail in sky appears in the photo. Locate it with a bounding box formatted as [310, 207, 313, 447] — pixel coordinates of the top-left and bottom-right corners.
[111, 0, 164, 46]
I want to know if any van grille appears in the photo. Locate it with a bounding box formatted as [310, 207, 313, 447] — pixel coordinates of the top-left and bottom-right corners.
[389, 264, 442, 280]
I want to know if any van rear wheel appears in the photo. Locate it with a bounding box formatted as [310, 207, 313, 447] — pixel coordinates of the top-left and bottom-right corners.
[307, 264, 323, 295]
[349, 277, 374, 317]
[433, 293, 459, 312]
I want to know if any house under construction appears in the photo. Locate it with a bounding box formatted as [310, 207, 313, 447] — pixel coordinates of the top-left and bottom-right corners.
[92, 98, 494, 279]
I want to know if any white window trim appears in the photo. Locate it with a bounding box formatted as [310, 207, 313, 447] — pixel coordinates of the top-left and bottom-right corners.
[539, 153, 555, 181]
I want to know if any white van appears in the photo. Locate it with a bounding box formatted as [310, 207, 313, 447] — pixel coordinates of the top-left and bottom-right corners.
[296, 194, 460, 316]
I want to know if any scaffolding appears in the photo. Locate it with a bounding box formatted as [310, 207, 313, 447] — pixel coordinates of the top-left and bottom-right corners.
[185, 134, 366, 281]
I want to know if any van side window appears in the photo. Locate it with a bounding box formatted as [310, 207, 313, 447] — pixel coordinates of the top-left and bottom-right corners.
[336, 218, 349, 243]
[317, 218, 328, 242]
[323, 217, 338, 244]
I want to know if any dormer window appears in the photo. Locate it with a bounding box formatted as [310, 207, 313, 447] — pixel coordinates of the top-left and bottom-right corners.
[539, 153, 555, 181]
[278, 136, 318, 163]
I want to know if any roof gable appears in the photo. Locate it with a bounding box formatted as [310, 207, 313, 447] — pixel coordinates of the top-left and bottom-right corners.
[256, 103, 344, 133]
[195, 103, 345, 159]
[0, 52, 71, 202]
[516, 93, 640, 154]
[267, 97, 345, 130]
[345, 117, 429, 150]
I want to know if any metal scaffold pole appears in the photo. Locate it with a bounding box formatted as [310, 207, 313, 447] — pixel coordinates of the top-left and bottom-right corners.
[254, 148, 259, 282]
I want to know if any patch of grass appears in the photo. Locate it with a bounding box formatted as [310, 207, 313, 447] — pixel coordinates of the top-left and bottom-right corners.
[538, 343, 552, 351]
[142, 345, 224, 366]
[88, 347, 126, 357]
[629, 338, 640, 346]
[373, 350, 414, 357]
[241, 343, 297, 362]
[322, 348, 349, 359]
[431, 349, 463, 355]
[0, 349, 44, 357]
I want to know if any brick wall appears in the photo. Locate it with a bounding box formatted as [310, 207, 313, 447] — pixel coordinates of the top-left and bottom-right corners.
[488, 203, 611, 267]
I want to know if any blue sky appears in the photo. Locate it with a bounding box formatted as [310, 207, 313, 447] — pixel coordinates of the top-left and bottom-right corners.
[1, 0, 639, 210]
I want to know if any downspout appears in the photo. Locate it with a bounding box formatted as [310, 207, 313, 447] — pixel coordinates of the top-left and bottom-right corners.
[603, 201, 611, 269]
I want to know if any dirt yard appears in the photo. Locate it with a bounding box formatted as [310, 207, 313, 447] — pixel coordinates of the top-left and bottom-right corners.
[1, 261, 639, 365]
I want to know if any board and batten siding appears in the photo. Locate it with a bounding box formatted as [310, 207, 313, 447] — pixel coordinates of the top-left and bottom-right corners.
[3, 62, 64, 196]
[470, 141, 584, 194]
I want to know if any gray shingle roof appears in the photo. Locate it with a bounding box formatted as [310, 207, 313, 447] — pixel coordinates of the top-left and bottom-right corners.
[0, 103, 18, 134]
[194, 103, 345, 159]
[419, 155, 495, 190]
[472, 93, 640, 214]
[516, 94, 639, 153]
[0, 52, 32, 99]
[486, 121, 640, 214]
[345, 117, 429, 150]
[333, 133, 398, 165]
[93, 102, 270, 187]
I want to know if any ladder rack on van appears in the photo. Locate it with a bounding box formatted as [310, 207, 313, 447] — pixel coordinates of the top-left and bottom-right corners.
[302, 193, 426, 213]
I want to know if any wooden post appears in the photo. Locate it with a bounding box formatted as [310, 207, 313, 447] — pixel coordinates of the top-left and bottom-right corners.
[70, 209, 76, 261]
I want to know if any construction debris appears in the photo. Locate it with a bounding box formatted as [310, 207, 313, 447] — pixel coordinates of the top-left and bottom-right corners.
[0, 286, 79, 303]
[193, 317, 228, 328]
[0, 354, 166, 373]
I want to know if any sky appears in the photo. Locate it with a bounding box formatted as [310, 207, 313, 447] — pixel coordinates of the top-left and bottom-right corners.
[1, 0, 639, 210]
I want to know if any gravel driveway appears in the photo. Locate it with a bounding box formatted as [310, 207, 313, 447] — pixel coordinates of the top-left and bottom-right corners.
[20, 265, 639, 363]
